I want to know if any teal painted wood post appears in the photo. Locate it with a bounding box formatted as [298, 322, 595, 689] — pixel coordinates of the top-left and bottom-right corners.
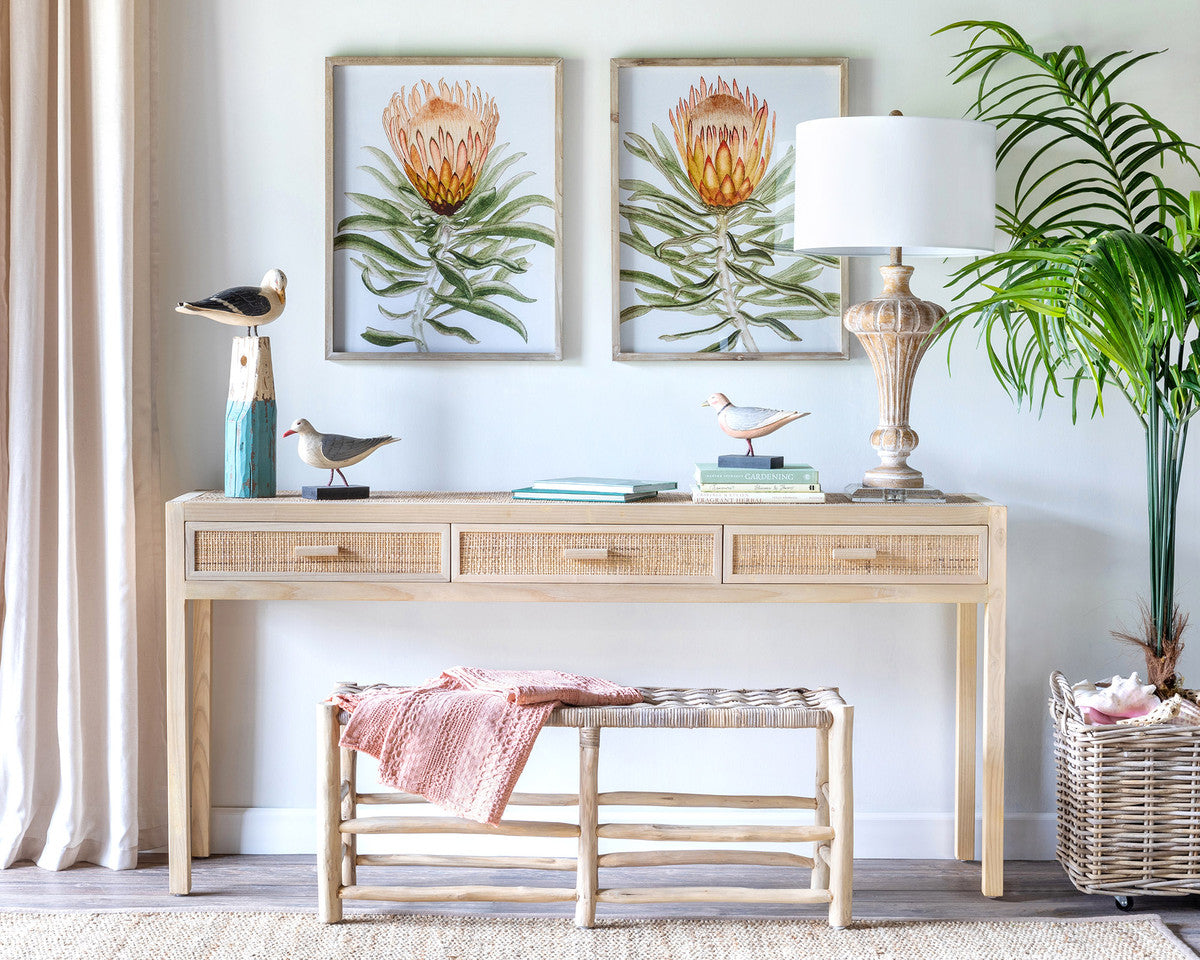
[224, 336, 277, 498]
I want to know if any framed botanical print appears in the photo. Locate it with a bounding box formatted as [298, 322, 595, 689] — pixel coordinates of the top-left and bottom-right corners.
[612, 58, 849, 360]
[326, 57, 563, 360]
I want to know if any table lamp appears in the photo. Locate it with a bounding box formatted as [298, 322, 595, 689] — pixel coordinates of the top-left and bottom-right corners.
[793, 113, 995, 501]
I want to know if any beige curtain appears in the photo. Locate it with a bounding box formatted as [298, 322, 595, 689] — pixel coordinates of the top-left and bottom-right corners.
[0, 0, 164, 870]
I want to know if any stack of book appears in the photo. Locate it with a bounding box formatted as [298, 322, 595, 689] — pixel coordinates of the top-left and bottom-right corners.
[690, 461, 824, 503]
[512, 477, 677, 503]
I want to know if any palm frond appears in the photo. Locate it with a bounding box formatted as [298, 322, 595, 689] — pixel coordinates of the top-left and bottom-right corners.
[937, 20, 1198, 237]
[935, 19, 1200, 670]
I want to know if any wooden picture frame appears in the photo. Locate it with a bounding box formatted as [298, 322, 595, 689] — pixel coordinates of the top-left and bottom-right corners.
[326, 57, 563, 360]
[612, 57, 849, 361]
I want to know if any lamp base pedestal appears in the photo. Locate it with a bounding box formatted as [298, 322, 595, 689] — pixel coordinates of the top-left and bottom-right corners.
[846, 484, 946, 504]
[862, 463, 925, 488]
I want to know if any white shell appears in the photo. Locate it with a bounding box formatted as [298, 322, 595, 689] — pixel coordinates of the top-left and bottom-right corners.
[1072, 672, 1159, 723]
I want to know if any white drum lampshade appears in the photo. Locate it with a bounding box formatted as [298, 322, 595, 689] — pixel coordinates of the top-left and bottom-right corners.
[793, 115, 996, 256]
[793, 114, 996, 494]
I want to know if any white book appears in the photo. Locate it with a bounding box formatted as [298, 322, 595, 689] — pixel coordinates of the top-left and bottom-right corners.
[689, 485, 826, 504]
[697, 482, 821, 493]
[530, 477, 677, 494]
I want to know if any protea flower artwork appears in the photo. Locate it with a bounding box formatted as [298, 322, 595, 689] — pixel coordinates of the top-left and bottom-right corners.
[619, 75, 840, 353]
[384, 80, 499, 216]
[671, 77, 775, 208]
[334, 78, 555, 352]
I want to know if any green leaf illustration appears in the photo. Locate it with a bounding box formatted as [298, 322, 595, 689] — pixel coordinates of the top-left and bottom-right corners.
[361, 327, 423, 347]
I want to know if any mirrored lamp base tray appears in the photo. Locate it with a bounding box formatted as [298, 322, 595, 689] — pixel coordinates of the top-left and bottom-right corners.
[846, 484, 946, 503]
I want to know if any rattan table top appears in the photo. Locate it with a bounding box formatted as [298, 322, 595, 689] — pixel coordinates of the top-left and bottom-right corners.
[188, 490, 977, 506]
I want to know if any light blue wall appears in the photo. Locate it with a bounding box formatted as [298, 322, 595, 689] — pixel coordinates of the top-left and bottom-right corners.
[154, 0, 1200, 857]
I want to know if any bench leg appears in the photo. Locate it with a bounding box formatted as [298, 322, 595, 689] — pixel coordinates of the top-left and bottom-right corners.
[340, 745, 358, 887]
[575, 726, 600, 927]
[318, 701, 344, 923]
[827, 704, 854, 928]
[811, 726, 830, 891]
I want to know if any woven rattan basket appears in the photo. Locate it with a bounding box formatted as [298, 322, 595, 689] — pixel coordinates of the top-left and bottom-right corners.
[1050, 670, 1200, 900]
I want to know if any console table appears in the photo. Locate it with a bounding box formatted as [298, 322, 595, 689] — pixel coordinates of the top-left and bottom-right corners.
[165, 491, 1006, 898]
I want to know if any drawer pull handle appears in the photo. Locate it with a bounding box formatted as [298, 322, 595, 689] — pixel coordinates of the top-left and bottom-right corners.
[831, 547, 877, 561]
[562, 547, 612, 561]
[294, 545, 340, 559]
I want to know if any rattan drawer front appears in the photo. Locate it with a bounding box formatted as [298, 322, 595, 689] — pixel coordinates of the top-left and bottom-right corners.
[453, 525, 721, 582]
[187, 523, 450, 581]
[724, 525, 987, 583]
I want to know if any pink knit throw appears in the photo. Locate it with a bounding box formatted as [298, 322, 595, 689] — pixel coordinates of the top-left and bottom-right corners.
[335, 668, 642, 825]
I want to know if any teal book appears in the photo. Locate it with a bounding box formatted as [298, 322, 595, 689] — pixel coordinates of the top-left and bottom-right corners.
[694, 463, 818, 484]
[530, 477, 677, 494]
[513, 487, 658, 503]
[224, 398, 276, 498]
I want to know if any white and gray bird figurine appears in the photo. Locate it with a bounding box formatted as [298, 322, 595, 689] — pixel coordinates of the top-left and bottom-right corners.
[702, 393, 810, 456]
[282, 418, 399, 486]
[176, 269, 287, 336]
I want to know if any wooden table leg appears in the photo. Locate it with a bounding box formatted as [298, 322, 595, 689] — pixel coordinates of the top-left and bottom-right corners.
[575, 727, 600, 927]
[827, 704, 854, 929]
[190, 599, 212, 859]
[955, 603, 977, 862]
[166, 500, 192, 894]
[982, 508, 1007, 897]
[318, 702, 344, 923]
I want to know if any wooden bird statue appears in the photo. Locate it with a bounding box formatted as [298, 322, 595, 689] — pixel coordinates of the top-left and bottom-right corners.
[282, 418, 398, 486]
[176, 269, 287, 336]
[702, 393, 810, 456]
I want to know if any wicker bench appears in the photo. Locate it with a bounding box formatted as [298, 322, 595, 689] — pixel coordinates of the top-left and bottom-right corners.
[317, 685, 853, 927]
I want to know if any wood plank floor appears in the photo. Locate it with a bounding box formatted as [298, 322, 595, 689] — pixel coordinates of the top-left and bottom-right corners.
[0, 856, 1196, 951]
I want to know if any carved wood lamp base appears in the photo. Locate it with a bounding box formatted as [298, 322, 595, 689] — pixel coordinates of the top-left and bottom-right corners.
[844, 250, 944, 495]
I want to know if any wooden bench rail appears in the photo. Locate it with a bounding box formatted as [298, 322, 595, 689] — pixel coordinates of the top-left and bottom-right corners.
[339, 816, 580, 838]
[355, 789, 818, 809]
[356, 791, 578, 806]
[356, 853, 577, 871]
[598, 791, 818, 809]
[596, 823, 834, 843]
[597, 849, 815, 869]
[597, 886, 834, 905]
[341, 884, 575, 903]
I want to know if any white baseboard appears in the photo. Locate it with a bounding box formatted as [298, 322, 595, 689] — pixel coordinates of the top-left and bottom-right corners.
[209, 806, 1057, 860]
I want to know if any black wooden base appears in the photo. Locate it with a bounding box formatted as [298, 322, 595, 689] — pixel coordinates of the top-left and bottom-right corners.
[301, 485, 371, 500]
[717, 454, 784, 469]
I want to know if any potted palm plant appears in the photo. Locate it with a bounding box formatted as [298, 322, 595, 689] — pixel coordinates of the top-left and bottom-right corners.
[935, 20, 1200, 906]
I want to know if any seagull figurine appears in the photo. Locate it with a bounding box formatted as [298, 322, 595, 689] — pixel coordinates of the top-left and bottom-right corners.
[702, 393, 810, 456]
[282, 418, 399, 486]
[175, 269, 287, 336]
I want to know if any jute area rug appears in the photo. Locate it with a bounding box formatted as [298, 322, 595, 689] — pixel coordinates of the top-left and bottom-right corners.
[0, 912, 1193, 960]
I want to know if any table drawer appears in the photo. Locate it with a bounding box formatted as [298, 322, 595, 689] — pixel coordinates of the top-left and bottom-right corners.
[453, 524, 722, 582]
[186, 522, 450, 581]
[724, 525, 987, 583]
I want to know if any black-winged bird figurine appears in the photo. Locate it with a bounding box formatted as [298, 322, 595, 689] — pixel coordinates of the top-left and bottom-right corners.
[176, 269, 287, 336]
